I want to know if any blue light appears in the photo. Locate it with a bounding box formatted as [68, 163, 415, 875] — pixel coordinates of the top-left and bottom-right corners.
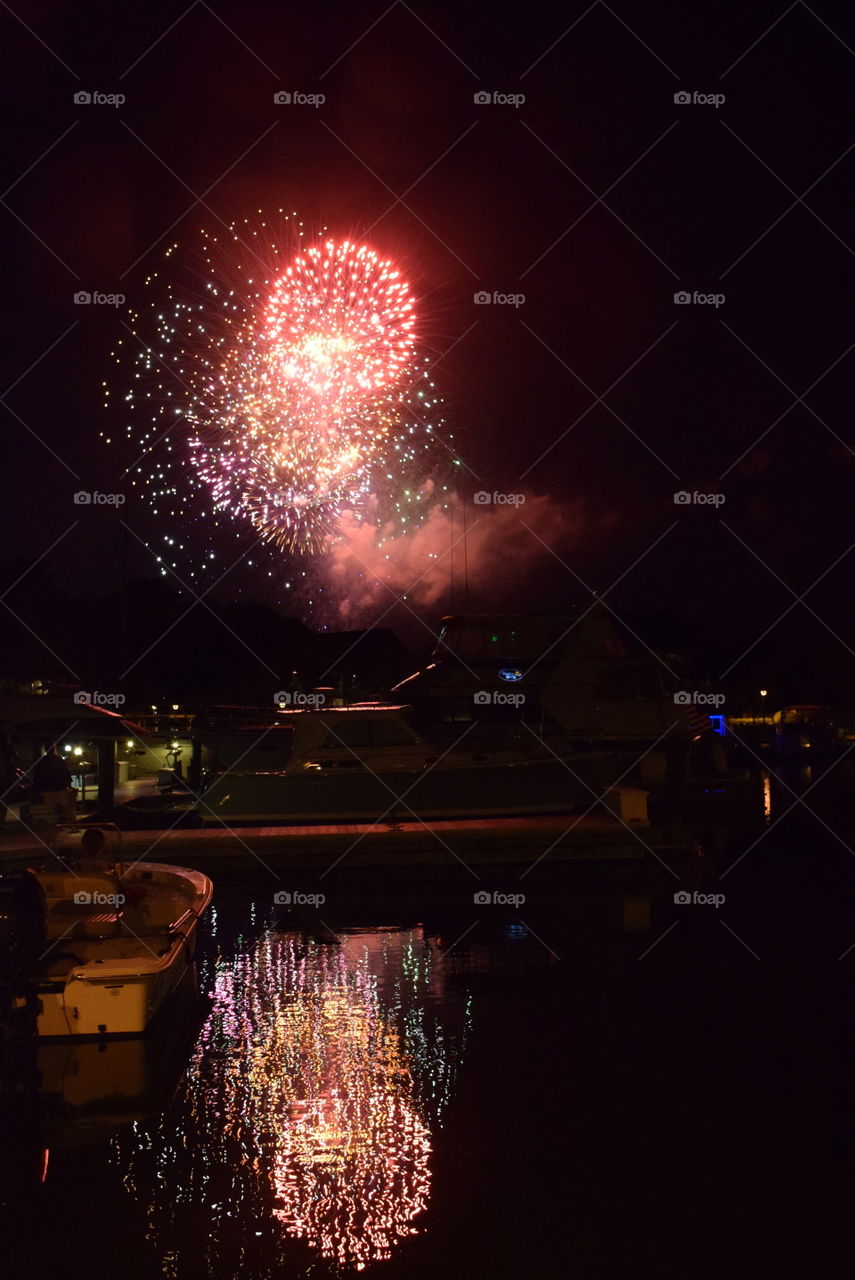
[498, 668, 523, 682]
[710, 714, 726, 736]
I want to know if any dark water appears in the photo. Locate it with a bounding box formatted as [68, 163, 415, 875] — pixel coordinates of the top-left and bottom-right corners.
[3, 759, 855, 1276]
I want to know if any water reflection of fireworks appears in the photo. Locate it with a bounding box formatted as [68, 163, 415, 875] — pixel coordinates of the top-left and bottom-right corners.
[114, 926, 468, 1274]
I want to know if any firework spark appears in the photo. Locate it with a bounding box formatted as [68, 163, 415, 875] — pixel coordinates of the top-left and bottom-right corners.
[106, 216, 448, 577]
[193, 238, 419, 553]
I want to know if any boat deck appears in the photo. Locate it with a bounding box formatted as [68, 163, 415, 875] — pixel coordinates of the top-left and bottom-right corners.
[41, 931, 173, 979]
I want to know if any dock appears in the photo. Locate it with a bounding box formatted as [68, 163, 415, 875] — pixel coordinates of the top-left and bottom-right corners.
[0, 811, 690, 877]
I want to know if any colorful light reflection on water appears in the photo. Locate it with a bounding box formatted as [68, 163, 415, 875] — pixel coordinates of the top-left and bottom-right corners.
[114, 923, 469, 1275]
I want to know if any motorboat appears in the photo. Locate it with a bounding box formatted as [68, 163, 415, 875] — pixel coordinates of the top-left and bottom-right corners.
[4, 832, 212, 1038]
[195, 703, 602, 823]
[391, 608, 698, 790]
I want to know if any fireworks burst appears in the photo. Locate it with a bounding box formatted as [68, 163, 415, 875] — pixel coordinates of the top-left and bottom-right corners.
[104, 213, 451, 586]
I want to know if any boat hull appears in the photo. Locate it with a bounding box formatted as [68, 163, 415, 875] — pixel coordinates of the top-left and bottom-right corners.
[34, 861, 212, 1039]
[36, 920, 198, 1038]
[200, 755, 598, 824]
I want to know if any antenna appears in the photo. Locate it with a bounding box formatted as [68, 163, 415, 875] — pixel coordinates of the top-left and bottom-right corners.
[462, 493, 469, 609]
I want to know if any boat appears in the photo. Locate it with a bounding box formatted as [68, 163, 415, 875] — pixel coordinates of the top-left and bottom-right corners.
[774, 706, 838, 756]
[11, 836, 213, 1038]
[194, 703, 602, 823]
[391, 608, 698, 790]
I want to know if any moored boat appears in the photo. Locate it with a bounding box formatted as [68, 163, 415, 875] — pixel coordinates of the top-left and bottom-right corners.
[774, 705, 838, 756]
[195, 703, 600, 824]
[27, 851, 212, 1039]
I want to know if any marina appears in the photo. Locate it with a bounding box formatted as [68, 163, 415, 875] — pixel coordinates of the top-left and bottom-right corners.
[1, 1, 850, 1272]
[1, 756, 854, 1276]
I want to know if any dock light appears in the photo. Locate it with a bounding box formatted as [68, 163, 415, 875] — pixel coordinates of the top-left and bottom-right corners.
[760, 690, 768, 697]
[151, 704, 157, 712]
[63, 744, 72, 752]
[126, 739, 134, 748]
[73, 747, 83, 756]
[171, 704, 179, 711]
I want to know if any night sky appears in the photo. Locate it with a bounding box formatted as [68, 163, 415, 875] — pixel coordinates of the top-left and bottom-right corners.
[1, 1, 852, 693]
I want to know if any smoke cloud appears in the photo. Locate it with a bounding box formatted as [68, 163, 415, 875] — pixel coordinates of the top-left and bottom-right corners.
[318, 491, 586, 626]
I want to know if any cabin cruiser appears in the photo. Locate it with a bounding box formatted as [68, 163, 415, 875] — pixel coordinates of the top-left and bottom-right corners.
[195, 704, 601, 824]
[2, 832, 212, 1038]
[392, 608, 698, 789]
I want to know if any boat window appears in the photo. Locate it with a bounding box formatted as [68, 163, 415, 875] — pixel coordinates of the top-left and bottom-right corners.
[211, 730, 294, 769]
[318, 719, 415, 749]
[370, 719, 417, 745]
[319, 720, 374, 749]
